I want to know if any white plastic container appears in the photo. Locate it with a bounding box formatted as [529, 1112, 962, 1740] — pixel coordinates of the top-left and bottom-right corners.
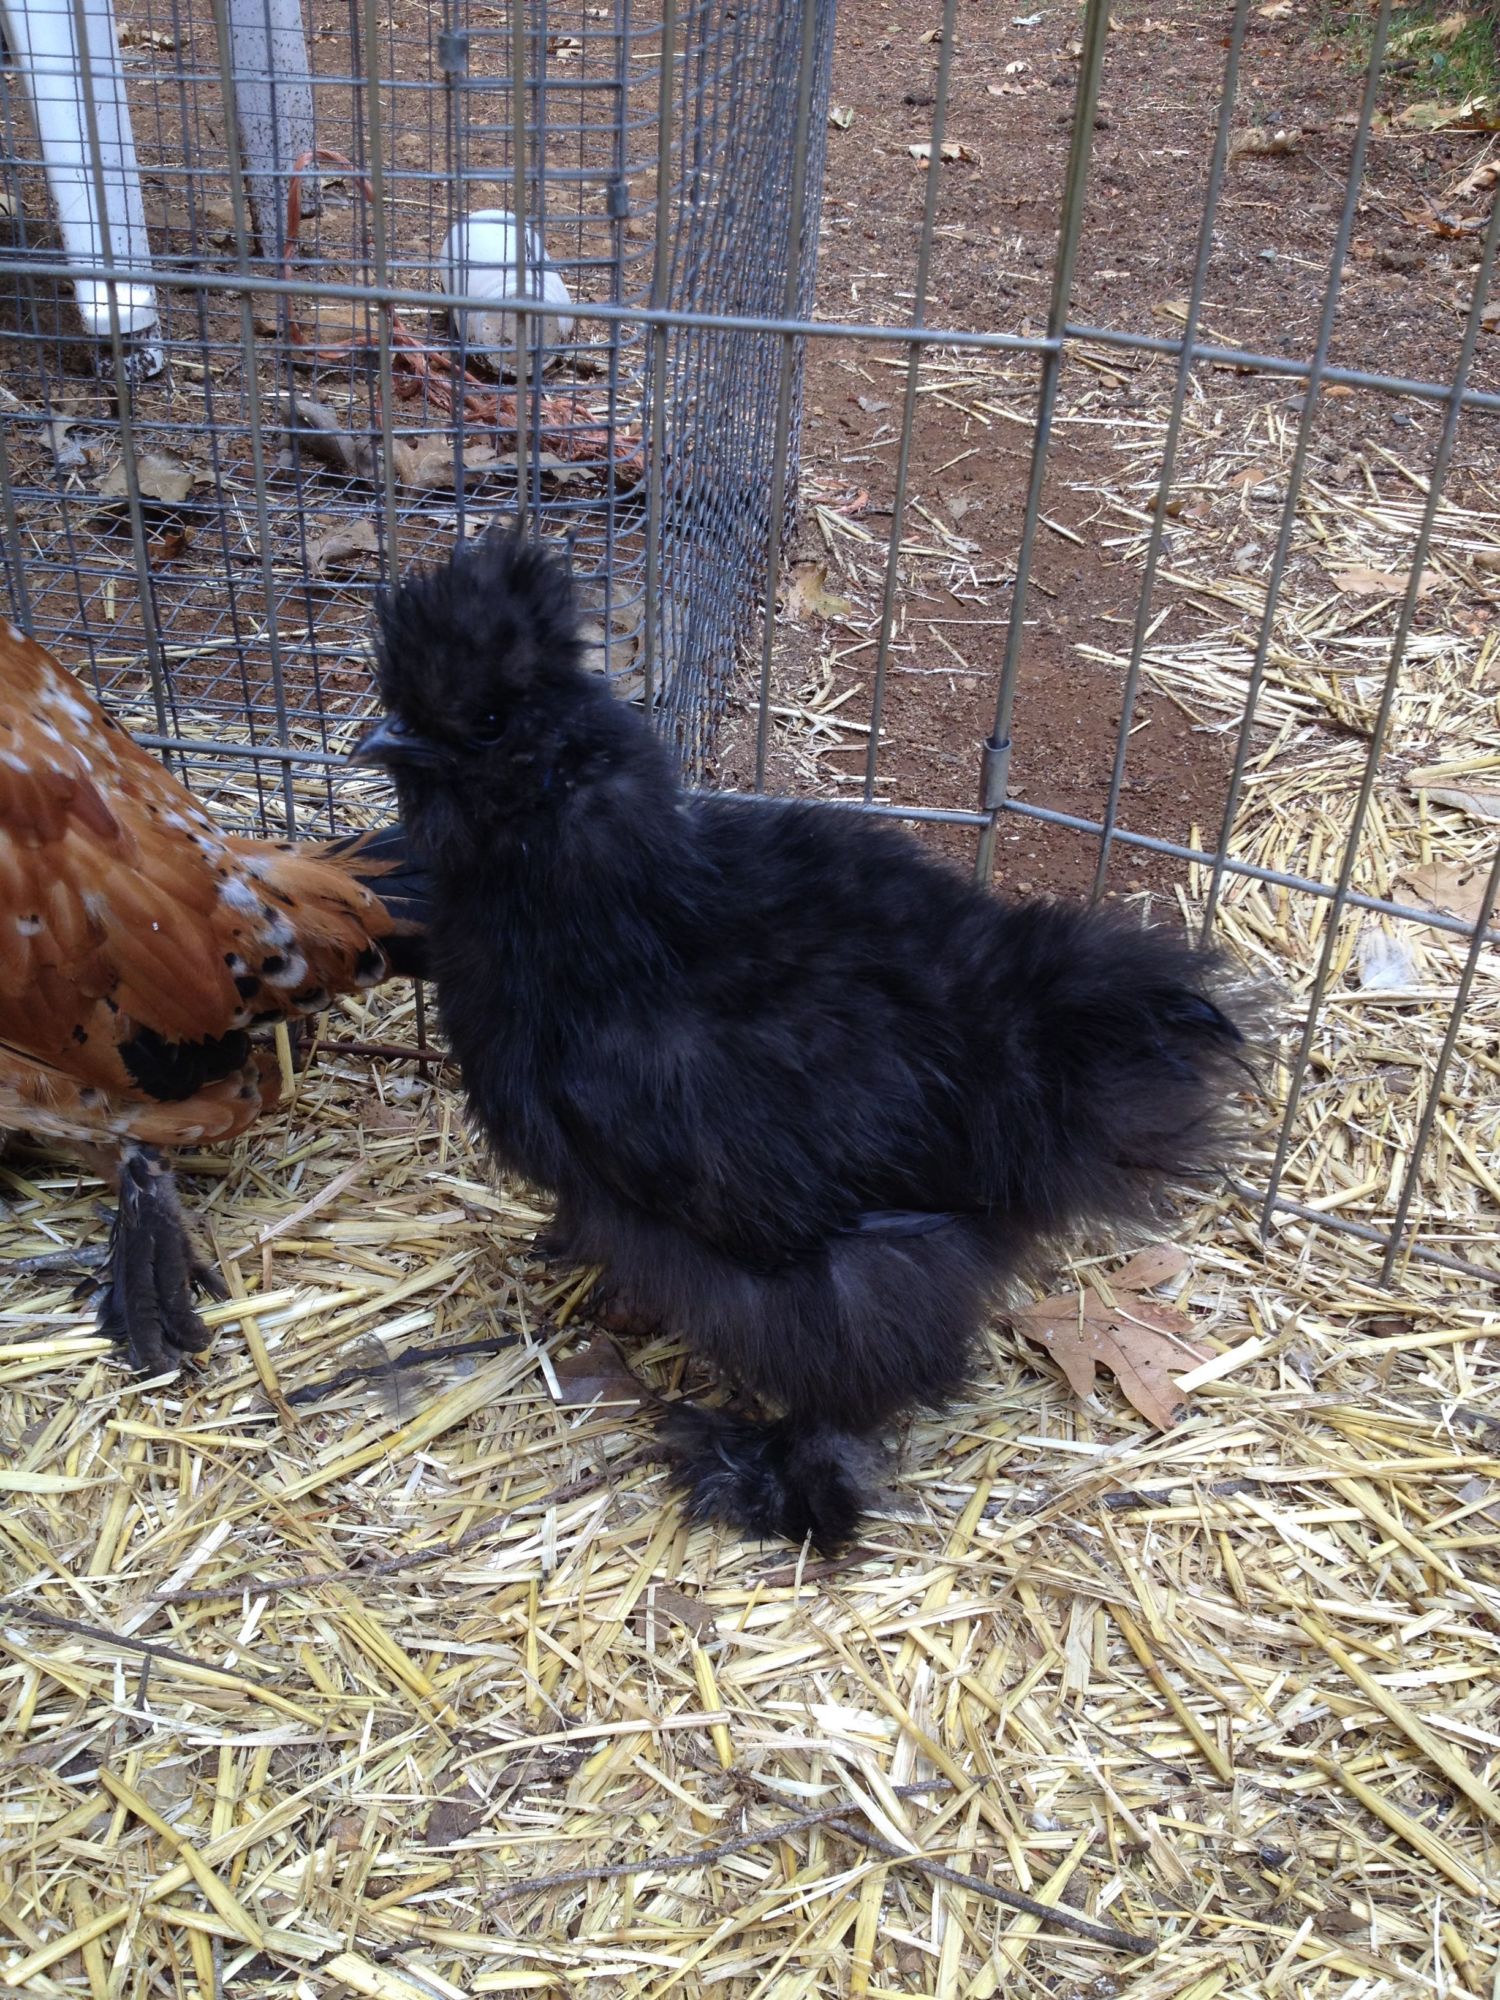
[3, 0, 161, 373]
[441, 210, 575, 376]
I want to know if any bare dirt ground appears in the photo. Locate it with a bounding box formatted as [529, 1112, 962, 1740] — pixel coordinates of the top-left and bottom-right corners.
[719, 0, 1500, 896]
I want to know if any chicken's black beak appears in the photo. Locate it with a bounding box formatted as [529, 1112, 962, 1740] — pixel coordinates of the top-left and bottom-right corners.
[351, 716, 442, 769]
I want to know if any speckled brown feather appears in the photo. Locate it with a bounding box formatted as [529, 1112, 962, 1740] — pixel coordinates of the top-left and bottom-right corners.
[0, 621, 399, 1151]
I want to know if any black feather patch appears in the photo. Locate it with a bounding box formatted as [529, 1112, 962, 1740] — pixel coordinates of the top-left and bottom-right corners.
[119, 1026, 251, 1103]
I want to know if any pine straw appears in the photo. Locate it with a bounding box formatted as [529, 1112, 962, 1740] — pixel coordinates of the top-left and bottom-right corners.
[3, 364, 1500, 1998]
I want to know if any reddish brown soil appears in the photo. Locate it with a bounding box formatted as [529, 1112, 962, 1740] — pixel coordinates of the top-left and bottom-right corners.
[715, 0, 1499, 896]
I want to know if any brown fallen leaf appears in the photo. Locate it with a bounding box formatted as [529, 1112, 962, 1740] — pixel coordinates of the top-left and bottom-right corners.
[553, 1332, 647, 1410]
[1400, 95, 1499, 133]
[1009, 1245, 1208, 1430]
[391, 439, 502, 491]
[1452, 160, 1500, 204]
[784, 559, 855, 623]
[309, 517, 380, 577]
[1396, 858, 1494, 929]
[99, 451, 195, 505]
[1228, 126, 1301, 163]
[578, 613, 642, 682]
[1409, 781, 1500, 823]
[1329, 562, 1439, 599]
[147, 527, 192, 564]
[645, 1583, 718, 1638]
[423, 1797, 484, 1846]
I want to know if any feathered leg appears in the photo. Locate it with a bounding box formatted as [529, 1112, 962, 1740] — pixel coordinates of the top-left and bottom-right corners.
[648, 1216, 1000, 1552]
[97, 1146, 225, 1375]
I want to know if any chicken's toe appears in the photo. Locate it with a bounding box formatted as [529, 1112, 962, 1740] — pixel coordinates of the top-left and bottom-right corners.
[98, 1148, 218, 1376]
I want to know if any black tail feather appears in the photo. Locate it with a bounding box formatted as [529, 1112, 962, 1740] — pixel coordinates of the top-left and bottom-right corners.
[326, 823, 431, 979]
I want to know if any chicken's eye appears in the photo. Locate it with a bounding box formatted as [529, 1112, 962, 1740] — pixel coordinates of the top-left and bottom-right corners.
[472, 712, 506, 746]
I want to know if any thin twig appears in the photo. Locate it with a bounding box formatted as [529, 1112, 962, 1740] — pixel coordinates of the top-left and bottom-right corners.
[317, 1039, 458, 1069]
[483, 1791, 1147, 1953]
[826, 1816, 1147, 1952]
[0, 1605, 284, 1697]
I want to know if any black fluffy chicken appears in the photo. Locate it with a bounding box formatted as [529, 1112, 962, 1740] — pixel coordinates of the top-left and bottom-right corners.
[358, 531, 1251, 1550]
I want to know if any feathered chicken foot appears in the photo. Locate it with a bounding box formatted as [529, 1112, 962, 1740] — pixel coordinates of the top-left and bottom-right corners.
[96, 1145, 225, 1376]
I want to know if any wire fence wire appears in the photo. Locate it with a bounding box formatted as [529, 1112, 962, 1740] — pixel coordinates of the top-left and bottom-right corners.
[0, 0, 1495, 1283]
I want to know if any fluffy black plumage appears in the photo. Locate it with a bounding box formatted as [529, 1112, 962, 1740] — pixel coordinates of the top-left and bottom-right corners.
[362, 531, 1253, 1551]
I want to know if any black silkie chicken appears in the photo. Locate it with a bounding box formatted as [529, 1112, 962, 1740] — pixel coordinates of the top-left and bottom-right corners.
[357, 532, 1250, 1550]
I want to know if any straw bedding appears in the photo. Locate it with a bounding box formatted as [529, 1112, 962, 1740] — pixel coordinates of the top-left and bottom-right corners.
[1, 353, 1497, 1997]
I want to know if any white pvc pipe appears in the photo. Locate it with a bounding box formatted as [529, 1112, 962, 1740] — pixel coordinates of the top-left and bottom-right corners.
[2, 0, 159, 343]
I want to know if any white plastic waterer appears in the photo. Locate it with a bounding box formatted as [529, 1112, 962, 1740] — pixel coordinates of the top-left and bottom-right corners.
[2, 0, 163, 377]
[441, 210, 575, 376]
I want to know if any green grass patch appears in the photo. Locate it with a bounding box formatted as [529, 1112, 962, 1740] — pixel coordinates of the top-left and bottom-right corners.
[1318, 3, 1497, 105]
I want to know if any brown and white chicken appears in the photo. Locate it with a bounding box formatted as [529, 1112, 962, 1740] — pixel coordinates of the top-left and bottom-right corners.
[0, 617, 425, 1374]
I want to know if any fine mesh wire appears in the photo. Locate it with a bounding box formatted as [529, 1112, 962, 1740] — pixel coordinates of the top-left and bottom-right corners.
[0, 0, 834, 818]
[0, 0, 1494, 1283]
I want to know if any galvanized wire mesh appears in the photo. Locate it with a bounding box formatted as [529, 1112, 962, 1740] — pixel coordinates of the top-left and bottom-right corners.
[0, 0, 834, 821]
[0, 0, 1495, 1283]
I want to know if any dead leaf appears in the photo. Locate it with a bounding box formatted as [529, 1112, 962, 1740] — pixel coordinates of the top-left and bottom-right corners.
[1452, 159, 1500, 203]
[1391, 10, 1470, 54]
[1408, 780, 1500, 823]
[1329, 562, 1439, 599]
[828, 103, 855, 130]
[534, 450, 599, 491]
[578, 614, 642, 682]
[647, 1584, 718, 1637]
[1396, 858, 1494, 928]
[1228, 126, 1301, 163]
[553, 1333, 646, 1409]
[1400, 95, 1498, 133]
[118, 22, 176, 46]
[1112, 1243, 1191, 1291]
[423, 1797, 484, 1845]
[48, 415, 85, 471]
[392, 439, 502, 490]
[1404, 201, 1482, 240]
[362, 1102, 422, 1133]
[147, 527, 192, 564]
[1009, 1250, 1209, 1429]
[854, 394, 890, 413]
[1257, 0, 1295, 16]
[909, 141, 979, 165]
[99, 452, 194, 505]
[309, 518, 380, 576]
[784, 560, 855, 623]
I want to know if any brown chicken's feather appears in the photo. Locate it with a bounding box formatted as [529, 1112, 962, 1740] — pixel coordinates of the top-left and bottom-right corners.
[0, 619, 399, 1152]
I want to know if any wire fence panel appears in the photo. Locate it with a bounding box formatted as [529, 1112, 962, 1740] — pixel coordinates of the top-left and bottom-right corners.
[0, 0, 833, 820]
[0, 0, 1494, 1279]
